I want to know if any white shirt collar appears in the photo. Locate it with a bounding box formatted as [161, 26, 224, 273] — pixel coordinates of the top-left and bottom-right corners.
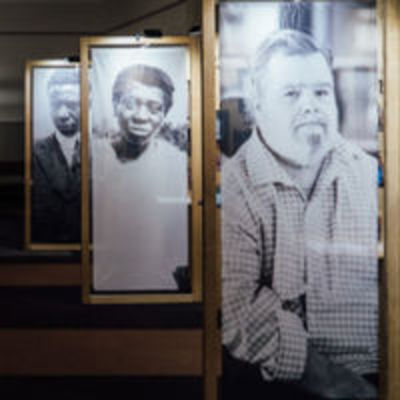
[55, 130, 80, 167]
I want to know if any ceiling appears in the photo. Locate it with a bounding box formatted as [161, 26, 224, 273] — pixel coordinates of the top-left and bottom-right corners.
[0, 0, 102, 3]
[0, 0, 182, 34]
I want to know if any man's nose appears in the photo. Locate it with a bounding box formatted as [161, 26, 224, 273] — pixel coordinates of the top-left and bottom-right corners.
[299, 91, 319, 114]
[57, 105, 70, 118]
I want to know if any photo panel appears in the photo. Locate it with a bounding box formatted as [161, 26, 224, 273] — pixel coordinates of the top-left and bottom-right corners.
[25, 61, 82, 250]
[81, 37, 202, 303]
[218, 2, 381, 399]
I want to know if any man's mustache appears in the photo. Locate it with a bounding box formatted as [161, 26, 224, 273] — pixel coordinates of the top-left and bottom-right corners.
[293, 116, 329, 130]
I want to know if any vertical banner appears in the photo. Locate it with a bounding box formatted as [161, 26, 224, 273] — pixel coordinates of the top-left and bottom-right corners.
[25, 62, 82, 250]
[81, 37, 203, 304]
[91, 47, 189, 293]
[219, 2, 380, 399]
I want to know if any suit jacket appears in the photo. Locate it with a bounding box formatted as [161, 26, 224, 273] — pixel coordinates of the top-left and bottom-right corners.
[31, 133, 81, 243]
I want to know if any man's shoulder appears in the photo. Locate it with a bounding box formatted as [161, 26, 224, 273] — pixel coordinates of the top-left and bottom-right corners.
[33, 134, 57, 157]
[335, 136, 377, 172]
[34, 133, 56, 147]
[333, 137, 378, 196]
[222, 138, 255, 197]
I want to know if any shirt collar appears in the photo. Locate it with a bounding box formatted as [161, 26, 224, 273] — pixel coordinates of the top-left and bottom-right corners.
[55, 130, 79, 152]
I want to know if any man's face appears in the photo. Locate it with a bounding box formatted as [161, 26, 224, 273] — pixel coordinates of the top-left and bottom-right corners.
[254, 52, 338, 167]
[49, 83, 80, 137]
[114, 81, 166, 141]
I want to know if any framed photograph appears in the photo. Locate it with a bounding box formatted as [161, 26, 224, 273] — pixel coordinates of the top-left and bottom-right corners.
[24, 60, 82, 251]
[202, 0, 398, 399]
[80, 36, 202, 303]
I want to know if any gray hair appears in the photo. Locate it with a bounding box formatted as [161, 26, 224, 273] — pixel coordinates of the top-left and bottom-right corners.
[252, 29, 332, 83]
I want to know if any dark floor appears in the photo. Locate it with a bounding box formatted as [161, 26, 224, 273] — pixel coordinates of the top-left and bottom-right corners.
[0, 377, 203, 400]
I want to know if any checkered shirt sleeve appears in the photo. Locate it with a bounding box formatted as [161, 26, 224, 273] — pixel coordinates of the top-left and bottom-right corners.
[222, 153, 308, 381]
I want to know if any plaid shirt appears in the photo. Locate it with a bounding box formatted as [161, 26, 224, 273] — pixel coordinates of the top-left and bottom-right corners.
[222, 131, 378, 381]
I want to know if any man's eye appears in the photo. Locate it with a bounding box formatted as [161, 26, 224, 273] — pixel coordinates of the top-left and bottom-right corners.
[284, 90, 299, 98]
[315, 88, 330, 97]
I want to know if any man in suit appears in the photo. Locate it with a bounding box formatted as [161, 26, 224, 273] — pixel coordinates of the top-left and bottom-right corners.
[31, 68, 81, 243]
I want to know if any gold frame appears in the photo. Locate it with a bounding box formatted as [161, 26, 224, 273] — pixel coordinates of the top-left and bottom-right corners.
[24, 59, 81, 251]
[202, 0, 400, 399]
[382, 0, 400, 398]
[80, 36, 203, 304]
[201, 2, 220, 399]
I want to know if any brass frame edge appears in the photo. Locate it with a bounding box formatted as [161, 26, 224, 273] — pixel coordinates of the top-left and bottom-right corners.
[202, 0, 219, 400]
[80, 36, 203, 305]
[24, 59, 81, 252]
[383, 0, 400, 398]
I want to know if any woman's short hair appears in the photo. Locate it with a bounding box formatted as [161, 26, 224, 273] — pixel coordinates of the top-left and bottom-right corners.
[112, 64, 175, 113]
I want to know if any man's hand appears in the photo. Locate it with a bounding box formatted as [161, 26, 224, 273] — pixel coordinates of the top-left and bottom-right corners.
[295, 344, 378, 399]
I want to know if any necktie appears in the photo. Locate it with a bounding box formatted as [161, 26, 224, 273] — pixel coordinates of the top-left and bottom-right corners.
[71, 140, 80, 176]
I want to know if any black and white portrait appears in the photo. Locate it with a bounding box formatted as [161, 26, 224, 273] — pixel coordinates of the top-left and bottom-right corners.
[31, 66, 81, 244]
[91, 46, 189, 292]
[220, 2, 379, 400]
